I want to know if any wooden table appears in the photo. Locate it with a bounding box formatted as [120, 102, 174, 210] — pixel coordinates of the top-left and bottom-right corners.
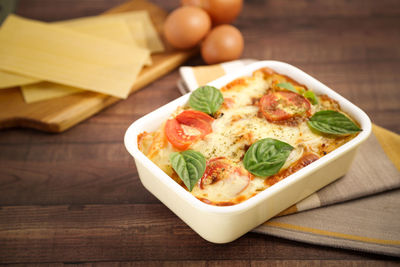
[1, 0, 399, 265]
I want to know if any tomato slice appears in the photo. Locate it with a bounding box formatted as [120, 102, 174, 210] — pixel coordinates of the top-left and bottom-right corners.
[199, 157, 251, 196]
[165, 110, 214, 150]
[200, 157, 231, 189]
[259, 91, 311, 122]
[176, 110, 213, 134]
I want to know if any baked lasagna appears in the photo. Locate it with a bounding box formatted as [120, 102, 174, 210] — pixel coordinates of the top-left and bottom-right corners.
[138, 67, 361, 206]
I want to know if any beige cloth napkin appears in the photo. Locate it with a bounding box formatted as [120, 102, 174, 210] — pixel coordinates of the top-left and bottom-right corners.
[178, 60, 400, 257]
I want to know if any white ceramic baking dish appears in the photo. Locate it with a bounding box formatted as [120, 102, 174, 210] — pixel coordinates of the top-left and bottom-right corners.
[124, 60, 371, 243]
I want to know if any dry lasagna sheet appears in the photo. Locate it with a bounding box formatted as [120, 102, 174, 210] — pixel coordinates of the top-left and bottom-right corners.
[0, 10, 165, 102]
[20, 17, 151, 103]
[138, 67, 360, 206]
[0, 15, 150, 98]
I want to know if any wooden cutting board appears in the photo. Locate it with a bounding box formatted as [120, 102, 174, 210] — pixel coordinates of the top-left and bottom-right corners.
[0, 0, 196, 133]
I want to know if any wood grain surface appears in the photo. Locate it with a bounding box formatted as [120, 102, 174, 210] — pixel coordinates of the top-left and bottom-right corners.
[0, 0, 399, 265]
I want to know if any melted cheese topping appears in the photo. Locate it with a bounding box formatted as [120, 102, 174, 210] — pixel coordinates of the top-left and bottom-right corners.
[138, 68, 357, 206]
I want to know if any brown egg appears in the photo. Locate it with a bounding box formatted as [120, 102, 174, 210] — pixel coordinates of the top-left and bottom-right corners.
[163, 6, 211, 49]
[201, 24, 244, 64]
[181, 0, 243, 25]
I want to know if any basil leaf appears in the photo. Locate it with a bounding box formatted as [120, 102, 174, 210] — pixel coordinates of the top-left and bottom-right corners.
[170, 150, 206, 191]
[243, 138, 294, 177]
[276, 82, 297, 93]
[303, 90, 318, 105]
[189, 85, 224, 115]
[308, 110, 361, 135]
